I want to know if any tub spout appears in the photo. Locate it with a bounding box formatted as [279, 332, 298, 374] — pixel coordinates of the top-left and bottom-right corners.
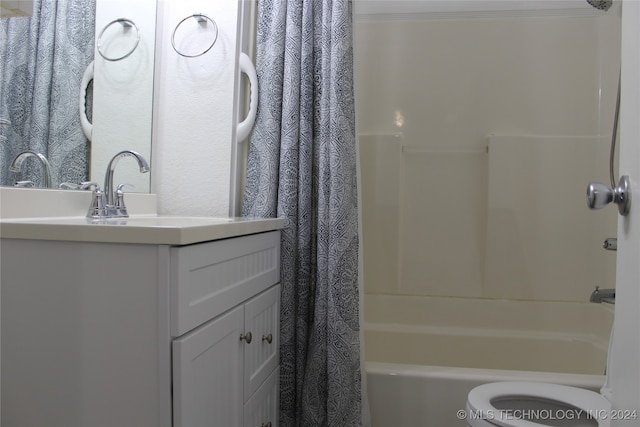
[590, 286, 615, 304]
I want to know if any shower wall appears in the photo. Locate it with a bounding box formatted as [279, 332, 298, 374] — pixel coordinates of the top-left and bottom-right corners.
[355, 6, 621, 303]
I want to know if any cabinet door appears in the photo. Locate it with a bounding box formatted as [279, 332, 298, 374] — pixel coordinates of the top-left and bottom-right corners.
[244, 367, 279, 427]
[244, 285, 280, 401]
[173, 306, 244, 427]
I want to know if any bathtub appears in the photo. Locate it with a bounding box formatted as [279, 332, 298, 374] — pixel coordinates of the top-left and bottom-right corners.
[364, 294, 614, 427]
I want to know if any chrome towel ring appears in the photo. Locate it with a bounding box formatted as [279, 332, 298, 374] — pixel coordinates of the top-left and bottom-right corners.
[97, 18, 140, 62]
[171, 13, 218, 58]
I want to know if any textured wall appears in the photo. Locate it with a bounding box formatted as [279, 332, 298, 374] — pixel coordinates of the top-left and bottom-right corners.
[152, 0, 240, 216]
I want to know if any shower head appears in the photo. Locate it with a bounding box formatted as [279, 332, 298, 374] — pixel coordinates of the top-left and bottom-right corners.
[586, 0, 613, 11]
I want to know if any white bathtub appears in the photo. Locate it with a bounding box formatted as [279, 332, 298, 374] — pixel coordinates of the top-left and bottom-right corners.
[364, 295, 614, 427]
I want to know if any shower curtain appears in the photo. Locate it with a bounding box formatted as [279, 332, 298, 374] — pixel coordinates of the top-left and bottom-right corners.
[242, 0, 363, 425]
[0, 0, 95, 187]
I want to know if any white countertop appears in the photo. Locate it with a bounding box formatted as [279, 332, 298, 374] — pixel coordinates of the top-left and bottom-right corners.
[0, 215, 285, 245]
[0, 187, 284, 245]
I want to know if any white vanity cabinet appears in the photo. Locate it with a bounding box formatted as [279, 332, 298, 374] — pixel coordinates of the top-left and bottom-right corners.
[172, 286, 280, 427]
[0, 224, 282, 427]
[170, 230, 280, 427]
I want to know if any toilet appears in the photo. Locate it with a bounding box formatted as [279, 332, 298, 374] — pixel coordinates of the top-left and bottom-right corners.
[466, 381, 611, 427]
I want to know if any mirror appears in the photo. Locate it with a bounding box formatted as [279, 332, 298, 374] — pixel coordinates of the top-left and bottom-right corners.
[0, 0, 156, 192]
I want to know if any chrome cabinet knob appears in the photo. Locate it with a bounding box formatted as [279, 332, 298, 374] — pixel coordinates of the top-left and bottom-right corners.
[586, 175, 631, 216]
[240, 332, 252, 344]
[262, 333, 273, 344]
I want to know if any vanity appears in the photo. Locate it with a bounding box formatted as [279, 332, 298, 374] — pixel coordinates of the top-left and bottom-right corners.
[0, 188, 284, 427]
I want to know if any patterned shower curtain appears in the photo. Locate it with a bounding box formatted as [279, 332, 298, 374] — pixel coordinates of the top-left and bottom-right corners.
[242, 0, 363, 425]
[0, 0, 95, 188]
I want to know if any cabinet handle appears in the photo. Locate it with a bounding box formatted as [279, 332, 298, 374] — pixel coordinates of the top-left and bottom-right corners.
[261, 422, 272, 427]
[262, 333, 273, 344]
[240, 332, 252, 344]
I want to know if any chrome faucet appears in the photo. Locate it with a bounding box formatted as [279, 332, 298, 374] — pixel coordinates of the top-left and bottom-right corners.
[9, 150, 53, 188]
[102, 150, 150, 217]
[590, 286, 615, 304]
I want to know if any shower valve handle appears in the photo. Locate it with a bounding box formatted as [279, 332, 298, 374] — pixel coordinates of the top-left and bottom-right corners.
[587, 175, 631, 216]
[587, 182, 614, 208]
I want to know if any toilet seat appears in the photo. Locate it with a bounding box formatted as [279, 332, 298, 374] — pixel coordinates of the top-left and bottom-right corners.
[466, 381, 611, 427]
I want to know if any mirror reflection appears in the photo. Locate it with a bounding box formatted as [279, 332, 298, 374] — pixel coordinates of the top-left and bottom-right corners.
[0, 0, 95, 189]
[0, 0, 155, 192]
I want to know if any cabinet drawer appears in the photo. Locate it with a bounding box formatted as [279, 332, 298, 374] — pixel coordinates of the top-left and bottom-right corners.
[171, 231, 280, 336]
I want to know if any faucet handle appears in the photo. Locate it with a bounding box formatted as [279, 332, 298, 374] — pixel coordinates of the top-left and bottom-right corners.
[13, 180, 35, 188]
[116, 183, 135, 192]
[80, 181, 99, 190]
[114, 183, 135, 218]
[59, 182, 81, 190]
[81, 181, 107, 219]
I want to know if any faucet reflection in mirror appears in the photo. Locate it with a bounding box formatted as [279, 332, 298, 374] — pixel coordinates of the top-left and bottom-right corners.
[9, 150, 53, 188]
[0, 0, 95, 189]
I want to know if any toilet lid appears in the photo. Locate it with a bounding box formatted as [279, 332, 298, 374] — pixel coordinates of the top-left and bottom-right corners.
[466, 381, 611, 427]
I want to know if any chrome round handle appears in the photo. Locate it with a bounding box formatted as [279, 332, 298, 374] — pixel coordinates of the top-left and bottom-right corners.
[240, 332, 252, 344]
[586, 182, 614, 209]
[262, 333, 273, 344]
[586, 175, 631, 216]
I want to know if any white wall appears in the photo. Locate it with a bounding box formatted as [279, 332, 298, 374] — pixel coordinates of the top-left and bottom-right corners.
[152, 0, 241, 216]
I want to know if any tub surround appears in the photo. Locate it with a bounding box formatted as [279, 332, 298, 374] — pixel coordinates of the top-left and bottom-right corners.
[365, 294, 614, 345]
[355, 7, 619, 305]
[365, 294, 613, 375]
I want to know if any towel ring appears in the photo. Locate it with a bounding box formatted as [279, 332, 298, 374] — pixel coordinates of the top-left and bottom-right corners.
[171, 14, 218, 58]
[97, 18, 140, 62]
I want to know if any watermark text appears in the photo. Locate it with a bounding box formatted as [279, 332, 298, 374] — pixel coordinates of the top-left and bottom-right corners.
[457, 408, 638, 422]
